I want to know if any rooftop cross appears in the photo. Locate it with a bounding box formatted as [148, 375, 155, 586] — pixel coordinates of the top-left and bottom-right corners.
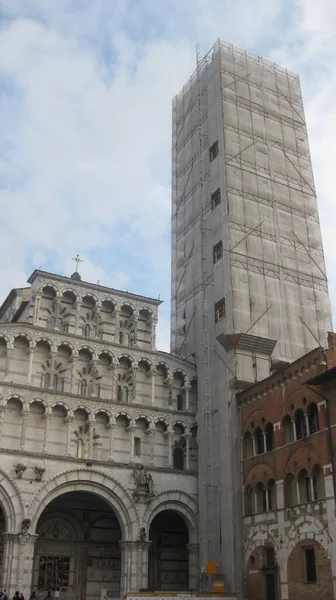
[72, 254, 83, 273]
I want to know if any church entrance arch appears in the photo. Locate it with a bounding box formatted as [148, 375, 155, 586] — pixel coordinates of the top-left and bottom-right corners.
[148, 510, 189, 591]
[33, 491, 122, 600]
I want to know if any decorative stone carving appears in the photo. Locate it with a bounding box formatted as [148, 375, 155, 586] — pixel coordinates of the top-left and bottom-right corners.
[21, 518, 31, 533]
[132, 466, 154, 502]
[35, 466, 46, 481]
[15, 463, 27, 478]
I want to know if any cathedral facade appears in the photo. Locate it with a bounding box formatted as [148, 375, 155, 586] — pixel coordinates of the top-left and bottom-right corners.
[0, 270, 198, 599]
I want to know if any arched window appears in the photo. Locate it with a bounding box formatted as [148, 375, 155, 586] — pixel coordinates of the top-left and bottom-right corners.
[265, 423, 274, 451]
[119, 331, 124, 344]
[125, 387, 129, 403]
[298, 468, 311, 503]
[53, 374, 58, 390]
[284, 473, 297, 507]
[59, 378, 65, 392]
[267, 479, 277, 511]
[177, 394, 184, 411]
[282, 415, 294, 444]
[173, 447, 184, 470]
[254, 427, 264, 455]
[57, 318, 63, 330]
[97, 383, 101, 399]
[117, 385, 122, 402]
[244, 486, 254, 516]
[42, 372, 50, 388]
[243, 432, 254, 458]
[81, 379, 87, 396]
[307, 403, 319, 435]
[295, 409, 307, 440]
[84, 324, 90, 338]
[312, 465, 325, 500]
[255, 482, 267, 513]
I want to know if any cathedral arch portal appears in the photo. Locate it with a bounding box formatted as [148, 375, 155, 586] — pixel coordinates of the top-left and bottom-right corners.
[28, 469, 140, 540]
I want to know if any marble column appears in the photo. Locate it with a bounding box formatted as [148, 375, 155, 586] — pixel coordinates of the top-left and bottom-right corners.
[148, 427, 155, 467]
[43, 406, 52, 453]
[292, 420, 297, 441]
[252, 436, 256, 456]
[151, 317, 157, 350]
[5, 533, 38, 597]
[114, 308, 120, 343]
[183, 384, 191, 411]
[119, 541, 138, 596]
[0, 402, 5, 446]
[165, 429, 174, 467]
[33, 292, 41, 325]
[20, 407, 29, 452]
[184, 433, 191, 470]
[74, 301, 82, 335]
[65, 412, 74, 457]
[129, 424, 136, 463]
[70, 355, 78, 394]
[88, 416, 95, 459]
[137, 540, 152, 591]
[262, 432, 267, 453]
[3, 348, 12, 382]
[27, 346, 34, 384]
[187, 543, 199, 593]
[107, 421, 115, 461]
[149, 368, 156, 406]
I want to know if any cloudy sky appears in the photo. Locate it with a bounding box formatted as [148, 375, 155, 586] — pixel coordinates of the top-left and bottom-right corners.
[0, 0, 335, 350]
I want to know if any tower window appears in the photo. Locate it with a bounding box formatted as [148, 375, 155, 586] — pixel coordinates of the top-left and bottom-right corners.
[211, 188, 221, 210]
[305, 548, 316, 583]
[134, 437, 141, 457]
[209, 141, 219, 162]
[213, 241, 223, 264]
[215, 298, 225, 323]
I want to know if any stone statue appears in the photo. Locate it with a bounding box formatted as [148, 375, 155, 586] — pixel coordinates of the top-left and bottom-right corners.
[133, 466, 154, 501]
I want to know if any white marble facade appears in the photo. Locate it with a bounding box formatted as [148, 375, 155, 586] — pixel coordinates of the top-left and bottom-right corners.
[0, 270, 199, 600]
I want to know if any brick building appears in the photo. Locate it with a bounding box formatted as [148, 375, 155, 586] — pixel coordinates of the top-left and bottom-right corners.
[238, 332, 336, 600]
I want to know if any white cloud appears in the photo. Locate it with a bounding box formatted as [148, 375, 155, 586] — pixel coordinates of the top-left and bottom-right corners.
[0, 0, 335, 353]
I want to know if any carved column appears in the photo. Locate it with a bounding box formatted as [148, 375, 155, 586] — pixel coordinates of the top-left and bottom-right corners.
[88, 416, 95, 459]
[119, 541, 138, 596]
[165, 429, 174, 467]
[43, 406, 52, 453]
[137, 540, 152, 591]
[53, 298, 61, 328]
[151, 316, 158, 350]
[8, 532, 39, 597]
[49, 350, 57, 388]
[33, 292, 41, 325]
[3, 348, 12, 382]
[305, 414, 310, 436]
[132, 313, 139, 347]
[0, 402, 5, 446]
[292, 420, 297, 441]
[65, 412, 74, 457]
[70, 354, 78, 394]
[74, 300, 82, 335]
[95, 304, 101, 338]
[262, 432, 267, 453]
[149, 368, 156, 406]
[184, 432, 191, 470]
[26, 344, 35, 385]
[114, 307, 120, 343]
[129, 424, 136, 464]
[187, 543, 199, 592]
[148, 427, 155, 467]
[252, 436, 256, 456]
[20, 407, 29, 451]
[106, 421, 115, 461]
[183, 383, 191, 411]
[131, 366, 138, 402]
